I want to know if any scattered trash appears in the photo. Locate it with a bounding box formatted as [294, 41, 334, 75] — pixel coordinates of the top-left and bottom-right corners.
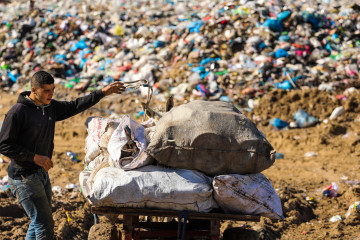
[304, 152, 318, 157]
[289, 122, 298, 128]
[52, 186, 63, 197]
[340, 176, 360, 186]
[66, 151, 79, 162]
[275, 152, 285, 159]
[65, 183, 78, 191]
[306, 196, 315, 204]
[329, 106, 344, 120]
[0, 154, 9, 163]
[0, 0, 357, 127]
[322, 182, 339, 197]
[344, 87, 359, 96]
[293, 109, 318, 128]
[0, 0, 359, 238]
[345, 201, 360, 218]
[0, 175, 9, 192]
[269, 118, 289, 129]
[65, 210, 72, 222]
[329, 215, 344, 222]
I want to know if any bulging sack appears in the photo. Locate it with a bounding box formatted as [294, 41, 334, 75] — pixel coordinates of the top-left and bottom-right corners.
[85, 165, 216, 212]
[147, 100, 275, 176]
[212, 173, 284, 220]
[84, 117, 120, 163]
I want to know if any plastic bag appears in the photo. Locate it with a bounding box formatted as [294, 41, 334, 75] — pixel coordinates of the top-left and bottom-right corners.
[293, 109, 318, 128]
[322, 182, 339, 197]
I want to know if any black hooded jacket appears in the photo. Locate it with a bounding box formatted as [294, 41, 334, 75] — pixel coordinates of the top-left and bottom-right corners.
[0, 90, 104, 178]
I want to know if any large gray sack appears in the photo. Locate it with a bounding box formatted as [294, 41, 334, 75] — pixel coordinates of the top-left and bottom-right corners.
[147, 100, 275, 176]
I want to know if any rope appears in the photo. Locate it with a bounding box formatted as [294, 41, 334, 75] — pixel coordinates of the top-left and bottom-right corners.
[122, 79, 153, 122]
[143, 86, 153, 122]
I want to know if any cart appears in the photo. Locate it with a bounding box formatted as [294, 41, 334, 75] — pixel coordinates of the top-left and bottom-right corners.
[91, 206, 262, 240]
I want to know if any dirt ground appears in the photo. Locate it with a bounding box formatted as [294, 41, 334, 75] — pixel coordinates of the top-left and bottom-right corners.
[0, 85, 360, 240]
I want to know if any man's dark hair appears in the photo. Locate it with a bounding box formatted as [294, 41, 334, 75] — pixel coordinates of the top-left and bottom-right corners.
[31, 71, 54, 88]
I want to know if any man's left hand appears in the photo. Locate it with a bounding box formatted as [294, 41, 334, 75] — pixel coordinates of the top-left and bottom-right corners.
[102, 81, 126, 96]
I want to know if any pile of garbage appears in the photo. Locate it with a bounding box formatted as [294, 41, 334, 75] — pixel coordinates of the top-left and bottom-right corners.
[0, 0, 359, 108]
[80, 100, 284, 220]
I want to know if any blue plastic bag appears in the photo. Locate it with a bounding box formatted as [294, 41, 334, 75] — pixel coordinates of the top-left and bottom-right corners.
[277, 11, 291, 22]
[54, 54, 67, 63]
[220, 96, 232, 102]
[199, 57, 220, 66]
[187, 21, 204, 33]
[293, 109, 318, 128]
[8, 71, 20, 83]
[269, 118, 289, 129]
[279, 35, 291, 42]
[70, 40, 88, 52]
[275, 80, 293, 90]
[275, 49, 289, 58]
[153, 41, 165, 48]
[302, 11, 320, 29]
[263, 19, 283, 32]
[191, 66, 206, 73]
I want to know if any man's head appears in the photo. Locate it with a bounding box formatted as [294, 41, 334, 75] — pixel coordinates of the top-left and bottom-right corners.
[31, 71, 54, 88]
[30, 71, 55, 105]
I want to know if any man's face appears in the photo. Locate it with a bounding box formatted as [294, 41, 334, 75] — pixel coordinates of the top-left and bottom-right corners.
[32, 83, 55, 105]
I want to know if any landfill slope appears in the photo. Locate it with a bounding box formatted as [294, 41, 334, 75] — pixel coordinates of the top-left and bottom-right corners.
[1, 90, 359, 239]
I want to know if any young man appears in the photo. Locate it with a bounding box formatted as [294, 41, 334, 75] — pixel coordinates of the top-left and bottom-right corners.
[0, 71, 125, 240]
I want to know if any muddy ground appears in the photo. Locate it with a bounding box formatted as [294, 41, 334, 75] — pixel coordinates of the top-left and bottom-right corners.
[0, 86, 360, 240]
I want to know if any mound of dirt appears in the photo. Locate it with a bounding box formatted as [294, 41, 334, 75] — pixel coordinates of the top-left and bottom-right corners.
[250, 89, 360, 124]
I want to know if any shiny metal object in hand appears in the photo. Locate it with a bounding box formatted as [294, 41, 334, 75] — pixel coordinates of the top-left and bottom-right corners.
[122, 79, 149, 89]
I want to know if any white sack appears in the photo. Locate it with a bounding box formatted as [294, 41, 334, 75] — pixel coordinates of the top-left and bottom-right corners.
[108, 115, 152, 170]
[212, 173, 284, 220]
[79, 170, 91, 200]
[84, 165, 216, 212]
[84, 117, 120, 163]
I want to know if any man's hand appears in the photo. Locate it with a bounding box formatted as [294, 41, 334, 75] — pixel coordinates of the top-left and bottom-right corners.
[33, 154, 53, 171]
[102, 81, 126, 96]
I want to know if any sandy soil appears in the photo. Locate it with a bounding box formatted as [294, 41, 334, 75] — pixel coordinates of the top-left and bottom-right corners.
[0, 86, 360, 240]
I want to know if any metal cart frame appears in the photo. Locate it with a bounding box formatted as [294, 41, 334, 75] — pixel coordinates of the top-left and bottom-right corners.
[91, 206, 261, 240]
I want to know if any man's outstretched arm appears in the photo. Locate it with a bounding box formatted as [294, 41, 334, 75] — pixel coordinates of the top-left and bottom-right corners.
[55, 81, 126, 121]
